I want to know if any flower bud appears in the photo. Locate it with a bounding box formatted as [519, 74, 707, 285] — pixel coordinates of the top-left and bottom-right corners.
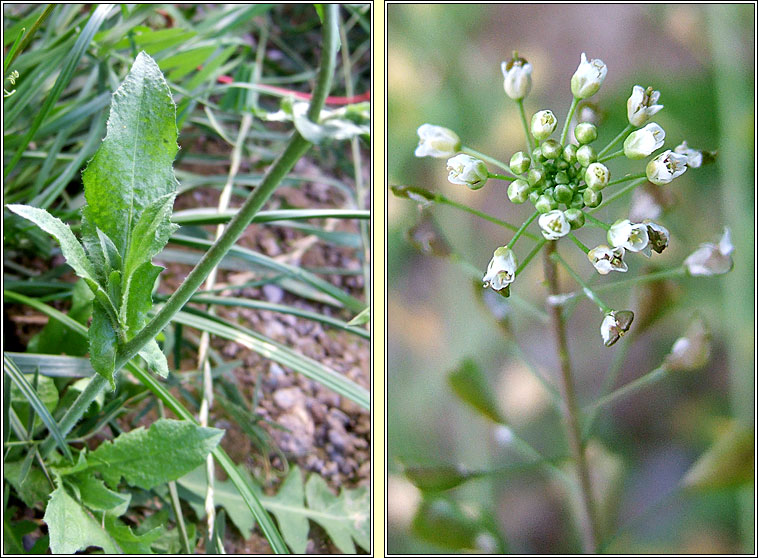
[684, 228, 734, 276]
[528, 190, 540, 205]
[507, 178, 530, 204]
[483, 246, 518, 295]
[623, 123, 665, 160]
[569, 191, 585, 209]
[583, 187, 602, 208]
[584, 162, 610, 190]
[576, 144, 597, 167]
[571, 53, 607, 99]
[541, 139, 562, 160]
[527, 168, 546, 188]
[588, 245, 627, 275]
[562, 144, 578, 165]
[627, 85, 663, 127]
[554, 171, 569, 185]
[510, 151, 531, 175]
[644, 220, 669, 254]
[531, 110, 557, 141]
[531, 146, 546, 163]
[564, 208, 585, 229]
[574, 122, 598, 145]
[601, 310, 634, 347]
[554, 184, 573, 204]
[608, 219, 650, 254]
[674, 140, 702, 168]
[446, 154, 488, 190]
[501, 53, 533, 100]
[415, 124, 461, 158]
[535, 194, 557, 213]
[538, 210, 570, 239]
[646, 150, 688, 185]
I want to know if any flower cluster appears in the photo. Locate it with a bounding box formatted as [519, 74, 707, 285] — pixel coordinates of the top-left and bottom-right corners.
[411, 51, 722, 346]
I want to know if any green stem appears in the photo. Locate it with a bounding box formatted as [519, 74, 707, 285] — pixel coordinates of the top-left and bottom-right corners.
[558, 266, 687, 304]
[597, 124, 632, 158]
[590, 178, 647, 213]
[605, 172, 647, 188]
[598, 149, 623, 163]
[583, 212, 610, 230]
[584, 367, 668, 414]
[516, 99, 534, 153]
[542, 242, 600, 552]
[560, 97, 579, 146]
[36, 5, 342, 465]
[551, 251, 612, 313]
[462, 146, 516, 176]
[515, 237, 547, 276]
[567, 232, 590, 254]
[507, 210, 539, 249]
[488, 172, 517, 181]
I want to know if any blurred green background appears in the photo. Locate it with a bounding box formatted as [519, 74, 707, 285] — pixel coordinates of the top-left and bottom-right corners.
[387, 4, 754, 554]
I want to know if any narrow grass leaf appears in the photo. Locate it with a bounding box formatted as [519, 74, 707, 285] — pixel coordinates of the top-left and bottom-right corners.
[447, 359, 506, 424]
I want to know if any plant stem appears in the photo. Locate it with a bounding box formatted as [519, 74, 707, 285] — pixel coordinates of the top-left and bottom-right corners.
[488, 172, 517, 181]
[552, 250, 611, 313]
[590, 177, 647, 213]
[598, 149, 623, 163]
[542, 242, 599, 552]
[515, 237, 547, 276]
[605, 171, 647, 188]
[560, 97, 579, 146]
[584, 366, 667, 415]
[516, 99, 534, 153]
[462, 146, 516, 176]
[439, 195, 540, 240]
[597, 124, 632, 158]
[583, 212, 610, 230]
[507, 210, 539, 249]
[567, 232, 590, 253]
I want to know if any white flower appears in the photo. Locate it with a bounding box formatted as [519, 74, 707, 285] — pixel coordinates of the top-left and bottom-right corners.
[414, 124, 461, 158]
[531, 109, 557, 141]
[663, 318, 711, 372]
[608, 219, 650, 255]
[644, 220, 670, 254]
[600, 310, 634, 347]
[623, 123, 665, 159]
[538, 210, 570, 240]
[627, 85, 663, 127]
[587, 245, 628, 275]
[571, 53, 607, 99]
[501, 56, 532, 100]
[584, 162, 610, 190]
[446, 154, 488, 190]
[674, 140, 702, 168]
[684, 228, 734, 276]
[483, 246, 518, 295]
[646, 150, 689, 185]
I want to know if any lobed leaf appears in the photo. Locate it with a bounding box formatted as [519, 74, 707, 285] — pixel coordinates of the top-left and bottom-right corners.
[88, 302, 118, 389]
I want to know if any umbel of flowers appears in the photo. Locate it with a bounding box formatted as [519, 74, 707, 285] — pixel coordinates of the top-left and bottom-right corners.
[413, 52, 726, 346]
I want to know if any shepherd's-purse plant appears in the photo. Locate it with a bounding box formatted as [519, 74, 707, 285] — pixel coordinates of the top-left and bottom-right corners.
[393, 50, 731, 552]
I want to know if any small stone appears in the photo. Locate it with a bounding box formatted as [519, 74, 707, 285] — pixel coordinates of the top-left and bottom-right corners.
[262, 284, 284, 303]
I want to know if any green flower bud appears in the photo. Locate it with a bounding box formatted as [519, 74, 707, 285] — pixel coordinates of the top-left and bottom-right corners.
[569, 192, 585, 209]
[555, 159, 569, 170]
[527, 168, 546, 188]
[541, 139, 562, 159]
[554, 171, 570, 185]
[584, 162, 610, 190]
[446, 154, 489, 190]
[509, 151, 531, 175]
[576, 144, 597, 167]
[564, 208, 585, 229]
[507, 179, 530, 204]
[571, 53, 607, 99]
[535, 194, 557, 213]
[528, 190, 540, 204]
[531, 146, 546, 163]
[574, 122, 598, 144]
[562, 144, 578, 165]
[531, 109, 557, 141]
[583, 187, 602, 208]
[554, 184, 573, 204]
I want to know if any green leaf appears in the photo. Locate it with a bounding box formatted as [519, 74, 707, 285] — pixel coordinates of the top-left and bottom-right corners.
[3, 460, 52, 508]
[682, 422, 754, 491]
[347, 306, 370, 326]
[44, 481, 120, 554]
[121, 262, 163, 336]
[138, 339, 169, 379]
[80, 51, 179, 261]
[268, 468, 310, 553]
[411, 497, 505, 553]
[403, 464, 477, 492]
[9, 370, 59, 434]
[5, 204, 99, 286]
[69, 475, 131, 516]
[88, 302, 118, 389]
[123, 193, 179, 281]
[447, 359, 506, 424]
[68, 419, 223, 490]
[304, 473, 369, 554]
